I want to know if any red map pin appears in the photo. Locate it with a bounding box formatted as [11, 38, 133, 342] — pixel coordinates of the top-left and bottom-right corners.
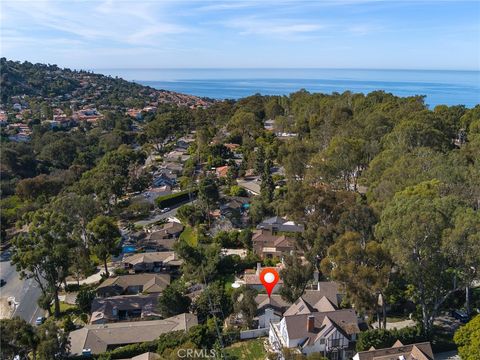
[260, 268, 279, 297]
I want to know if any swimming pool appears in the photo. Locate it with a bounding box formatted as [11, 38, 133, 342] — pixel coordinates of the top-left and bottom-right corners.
[122, 246, 136, 253]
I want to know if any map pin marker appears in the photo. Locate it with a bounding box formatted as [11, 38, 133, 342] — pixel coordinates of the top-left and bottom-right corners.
[260, 268, 279, 297]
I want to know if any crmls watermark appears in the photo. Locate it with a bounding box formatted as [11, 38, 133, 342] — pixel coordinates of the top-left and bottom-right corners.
[177, 349, 218, 358]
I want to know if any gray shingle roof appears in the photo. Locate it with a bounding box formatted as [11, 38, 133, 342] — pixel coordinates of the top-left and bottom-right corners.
[69, 313, 197, 355]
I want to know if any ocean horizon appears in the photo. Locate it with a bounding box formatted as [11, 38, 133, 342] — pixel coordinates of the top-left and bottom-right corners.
[95, 68, 480, 108]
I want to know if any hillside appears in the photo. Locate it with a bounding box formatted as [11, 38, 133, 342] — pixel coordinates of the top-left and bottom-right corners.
[0, 58, 212, 109]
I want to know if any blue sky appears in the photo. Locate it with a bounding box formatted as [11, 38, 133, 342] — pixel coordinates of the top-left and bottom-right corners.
[1, 0, 479, 70]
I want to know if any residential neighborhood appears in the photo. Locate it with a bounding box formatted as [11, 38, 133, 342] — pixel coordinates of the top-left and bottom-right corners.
[1, 56, 479, 360]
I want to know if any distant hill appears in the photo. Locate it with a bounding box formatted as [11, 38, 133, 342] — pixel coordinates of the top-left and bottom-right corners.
[0, 58, 212, 108]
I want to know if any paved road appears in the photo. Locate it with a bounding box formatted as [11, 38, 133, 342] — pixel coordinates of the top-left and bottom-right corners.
[134, 200, 194, 227]
[0, 250, 44, 324]
[435, 351, 460, 360]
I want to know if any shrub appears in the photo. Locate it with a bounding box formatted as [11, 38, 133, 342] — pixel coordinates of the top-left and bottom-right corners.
[356, 326, 425, 351]
[230, 185, 247, 197]
[454, 314, 480, 360]
[75, 287, 96, 314]
[64, 283, 80, 292]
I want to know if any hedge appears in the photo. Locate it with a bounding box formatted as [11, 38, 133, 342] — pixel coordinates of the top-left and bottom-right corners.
[155, 189, 197, 209]
[356, 326, 425, 351]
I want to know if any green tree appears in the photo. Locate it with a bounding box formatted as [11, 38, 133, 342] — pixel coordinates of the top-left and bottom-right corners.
[0, 317, 38, 360]
[454, 314, 480, 360]
[12, 209, 75, 317]
[375, 180, 464, 334]
[145, 114, 169, 152]
[75, 287, 96, 313]
[254, 146, 266, 175]
[192, 281, 232, 323]
[232, 287, 258, 328]
[279, 254, 313, 303]
[158, 280, 192, 318]
[87, 215, 121, 278]
[309, 136, 367, 191]
[198, 177, 219, 225]
[36, 319, 70, 360]
[261, 159, 275, 203]
[320, 232, 391, 328]
[442, 207, 480, 315]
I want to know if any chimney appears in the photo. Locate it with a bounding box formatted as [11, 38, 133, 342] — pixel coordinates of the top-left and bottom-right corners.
[256, 262, 261, 275]
[307, 315, 315, 332]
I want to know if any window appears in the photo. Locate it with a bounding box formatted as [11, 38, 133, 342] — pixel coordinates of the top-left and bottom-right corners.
[331, 338, 340, 347]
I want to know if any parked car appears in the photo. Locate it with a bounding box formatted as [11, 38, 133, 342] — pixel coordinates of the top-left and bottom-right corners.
[35, 316, 46, 325]
[451, 310, 469, 323]
[0, 279, 6, 287]
[160, 207, 171, 213]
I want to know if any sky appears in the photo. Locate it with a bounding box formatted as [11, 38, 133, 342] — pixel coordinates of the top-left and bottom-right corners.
[1, 0, 479, 70]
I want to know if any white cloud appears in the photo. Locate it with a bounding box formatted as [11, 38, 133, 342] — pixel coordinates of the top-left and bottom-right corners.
[222, 16, 326, 37]
[1, 0, 189, 46]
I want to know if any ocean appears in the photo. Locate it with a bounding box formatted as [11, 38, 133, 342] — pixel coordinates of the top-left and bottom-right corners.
[96, 68, 480, 108]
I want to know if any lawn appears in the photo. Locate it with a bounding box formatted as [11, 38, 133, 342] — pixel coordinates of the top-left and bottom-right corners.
[225, 338, 266, 360]
[49, 301, 78, 317]
[179, 226, 198, 246]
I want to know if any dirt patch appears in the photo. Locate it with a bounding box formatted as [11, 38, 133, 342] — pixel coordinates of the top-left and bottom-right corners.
[0, 297, 13, 319]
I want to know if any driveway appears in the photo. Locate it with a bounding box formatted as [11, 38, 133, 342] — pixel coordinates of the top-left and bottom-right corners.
[371, 319, 416, 330]
[435, 351, 460, 360]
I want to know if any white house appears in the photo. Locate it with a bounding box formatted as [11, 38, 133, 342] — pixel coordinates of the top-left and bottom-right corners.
[269, 309, 359, 360]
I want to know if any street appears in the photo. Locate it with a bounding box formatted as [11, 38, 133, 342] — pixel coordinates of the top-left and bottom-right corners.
[0, 249, 44, 324]
[134, 200, 194, 227]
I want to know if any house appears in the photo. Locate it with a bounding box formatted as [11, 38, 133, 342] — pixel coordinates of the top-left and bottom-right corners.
[96, 273, 170, 298]
[254, 282, 342, 329]
[224, 143, 240, 151]
[68, 313, 197, 356]
[151, 222, 184, 239]
[353, 340, 434, 360]
[269, 309, 360, 360]
[216, 165, 230, 178]
[241, 263, 284, 293]
[141, 185, 172, 203]
[252, 229, 296, 259]
[254, 294, 291, 328]
[90, 294, 160, 324]
[264, 119, 275, 131]
[220, 198, 244, 216]
[164, 149, 190, 163]
[152, 173, 176, 187]
[139, 222, 184, 251]
[176, 136, 195, 149]
[257, 216, 305, 234]
[237, 178, 261, 196]
[122, 251, 183, 273]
